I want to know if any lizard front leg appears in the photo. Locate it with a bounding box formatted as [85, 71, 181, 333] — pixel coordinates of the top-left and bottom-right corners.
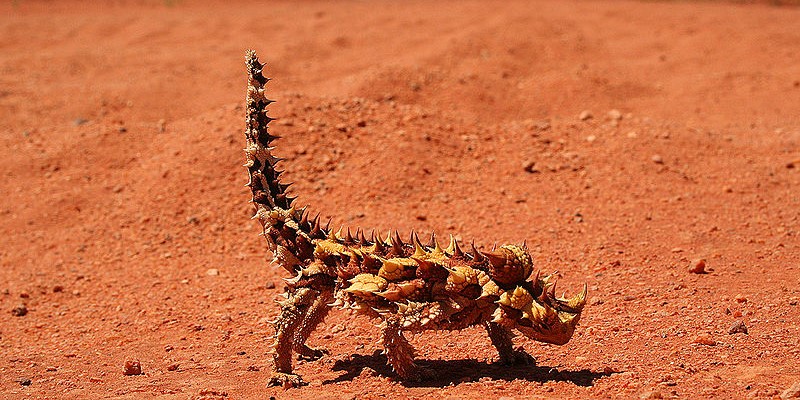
[484, 321, 535, 365]
[380, 320, 424, 381]
[292, 289, 333, 360]
[268, 287, 318, 388]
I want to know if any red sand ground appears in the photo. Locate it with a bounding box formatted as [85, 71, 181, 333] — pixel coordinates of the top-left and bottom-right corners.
[2, 1, 800, 398]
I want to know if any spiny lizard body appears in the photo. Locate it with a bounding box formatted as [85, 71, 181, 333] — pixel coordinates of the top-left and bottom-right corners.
[243, 50, 587, 388]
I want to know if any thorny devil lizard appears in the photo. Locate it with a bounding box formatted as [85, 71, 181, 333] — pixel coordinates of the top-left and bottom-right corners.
[243, 50, 588, 388]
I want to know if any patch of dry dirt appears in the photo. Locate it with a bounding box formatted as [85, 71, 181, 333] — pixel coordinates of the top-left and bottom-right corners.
[1, 0, 800, 398]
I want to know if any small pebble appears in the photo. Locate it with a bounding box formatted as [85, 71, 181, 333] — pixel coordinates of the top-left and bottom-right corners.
[206, 268, 219, 276]
[123, 360, 143, 376]
[579, 110, 593, 121]
[608, 109, 623, 121]
[688, 259, 707, 274]
[692, 334, 716, 346]
[53, 285, 64, 293]
[651, 154, 664, 164]
[167, 363, 179, 371]
[640, 390, 663, 399]
[523, 161, 539, 173]
[11, 304, 28, 317]
[728, 320, 748, 335]
[17, 378, 32, 386]
[735, 294, 748, 303]
[265, 281, 276, 289]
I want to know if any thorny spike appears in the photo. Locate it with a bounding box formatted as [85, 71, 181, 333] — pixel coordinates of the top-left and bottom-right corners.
[345, 227, 354, 243]
[358, 228, 367, 243]
[427, 232, 438, 249]
[411, 231, 426, 258]
[369, 230, 377, 243]
[336, 226, 344, 240]
[491, 242, 497, 251]
[299, 208, 308, 227]
[452, 236, 463, 257]
[470, 240, 485, 261]
[324, 218, 332, 231]
[392, 230, 404, 255]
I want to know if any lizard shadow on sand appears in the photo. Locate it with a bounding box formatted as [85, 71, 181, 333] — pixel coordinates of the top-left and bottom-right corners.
[324, 350, 616, 388]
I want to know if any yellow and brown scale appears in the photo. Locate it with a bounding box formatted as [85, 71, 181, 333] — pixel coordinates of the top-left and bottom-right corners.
[243, 50, 587, 389]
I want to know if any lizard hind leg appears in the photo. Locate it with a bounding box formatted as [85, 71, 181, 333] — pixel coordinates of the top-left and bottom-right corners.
[484, 321, 535, 365]
[292, 289, 333, 361]
[268, 287, 319, 388]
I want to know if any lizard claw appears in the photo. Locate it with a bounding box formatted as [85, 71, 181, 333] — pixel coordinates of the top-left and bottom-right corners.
[267, 372, 305, 389]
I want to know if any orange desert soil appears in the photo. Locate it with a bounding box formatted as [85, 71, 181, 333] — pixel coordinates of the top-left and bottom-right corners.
[1, 1, 800, 398]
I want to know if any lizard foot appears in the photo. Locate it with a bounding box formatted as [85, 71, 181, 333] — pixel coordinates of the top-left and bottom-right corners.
[498, 347, 536, 366]
[296, 346, 328, 361]
[267, 372, 305, 389]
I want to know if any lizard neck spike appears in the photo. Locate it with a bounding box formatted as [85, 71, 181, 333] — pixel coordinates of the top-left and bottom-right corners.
[470, 240, 485, 262]
[448, 235, 464, 258]
[345, 227, 354, 243]
[482, 249, 507, 269]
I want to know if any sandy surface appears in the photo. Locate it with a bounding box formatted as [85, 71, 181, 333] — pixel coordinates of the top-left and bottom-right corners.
[2, 0, 800, 398]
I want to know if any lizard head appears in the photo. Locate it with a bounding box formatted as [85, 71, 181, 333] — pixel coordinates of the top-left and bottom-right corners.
[484, 246, 588, 345]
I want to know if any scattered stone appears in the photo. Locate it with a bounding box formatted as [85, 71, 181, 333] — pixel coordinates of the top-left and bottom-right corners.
[167, 363, 179, 371]
[651, 154, 664, 164]
[735, 294, 748, 303]
[608, 109, 623, 121]
[523, 161, 539, 173]
[688, 259, 707, 274]
[72, 118, 88, 126]
[53, 285, 64, 293]
[586, 135, 597, 142]
[123, 360, 143, 376]
[206, 268, 219, 276]
[46, 366, 57, 372]
[782, 382, 800, 398]
[11, 304, 28, 317]
[17, 378, 32, 386]
[157, 119, 166, 132]
[728, 320, 748, 335]
[534, 120, 551, 131]
[640, 390, 663, 399]
[579, 110, 593, 121]
[20, 292, 30, 299]
[265, 281, 276, 289]
[692, 334, 716, 346]
[786, 160, 798, 169]
[118, 126, 127, 133]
